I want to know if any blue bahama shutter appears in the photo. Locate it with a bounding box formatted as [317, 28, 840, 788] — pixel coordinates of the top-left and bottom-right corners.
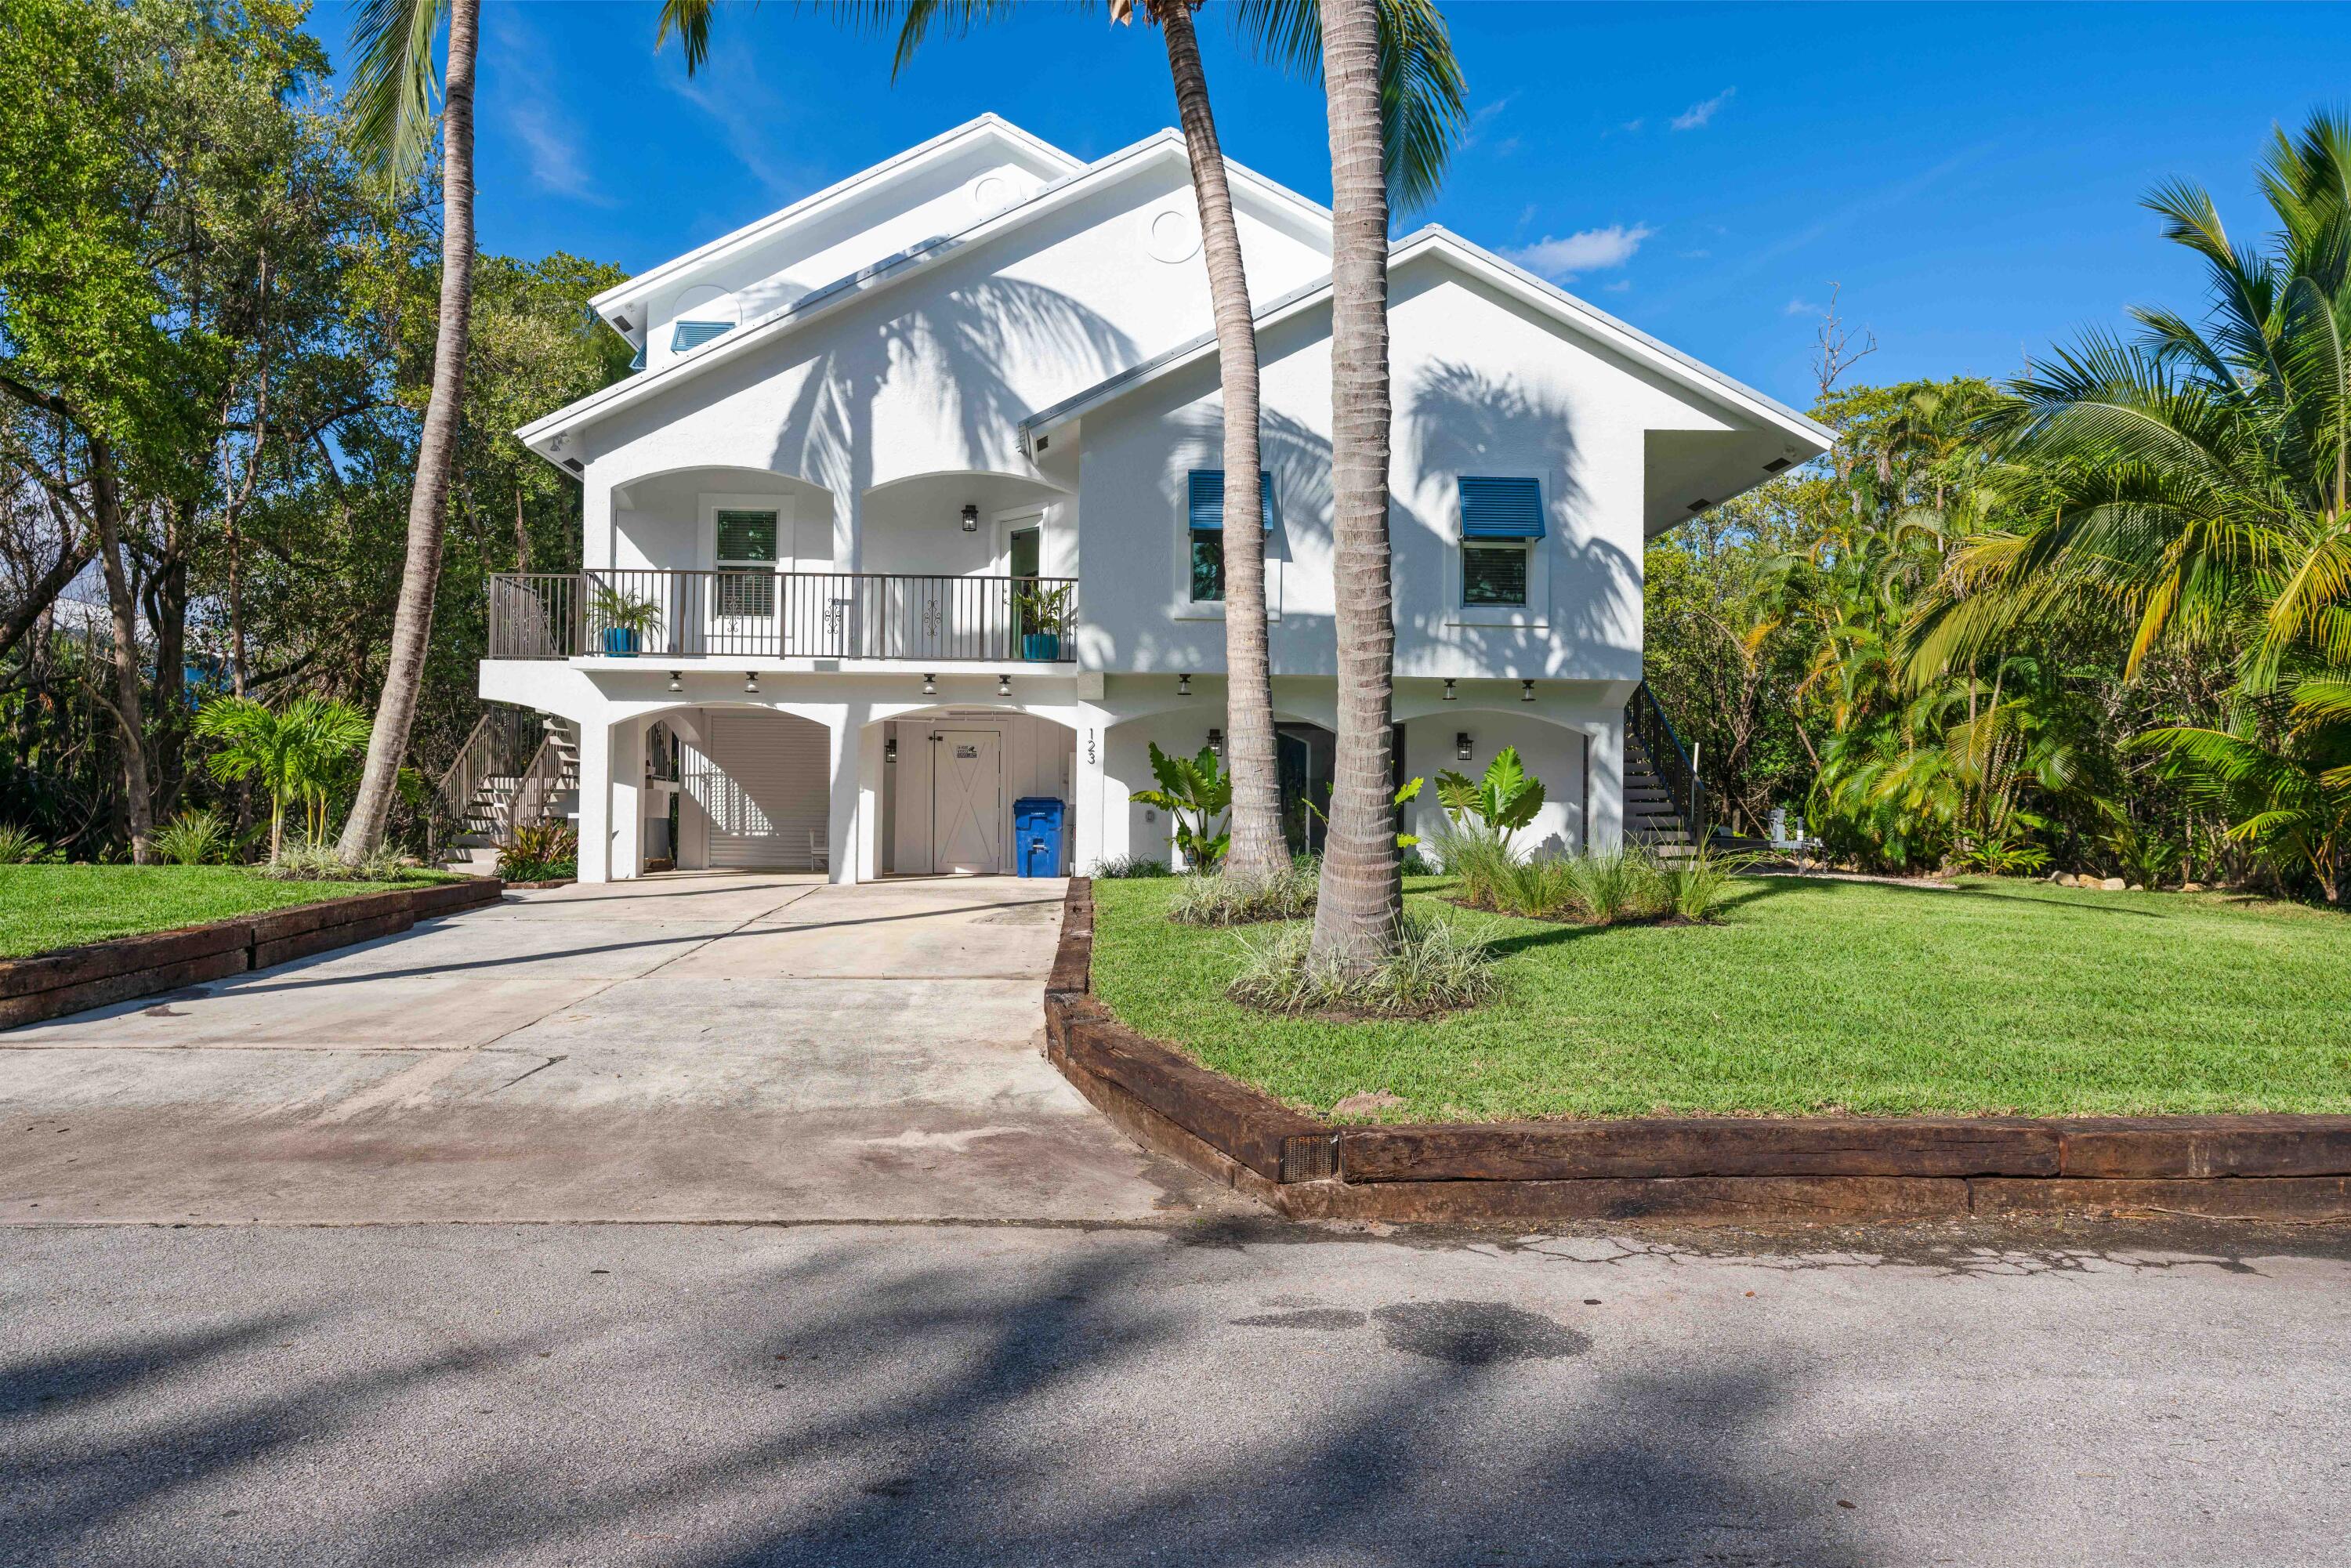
[1186, 469, 1275, 532]
[1458, 475, 1546, 539]
[671, 319, 734, 353]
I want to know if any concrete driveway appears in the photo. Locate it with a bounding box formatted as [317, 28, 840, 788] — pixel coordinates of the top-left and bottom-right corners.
[0, 875, 1231, 1224]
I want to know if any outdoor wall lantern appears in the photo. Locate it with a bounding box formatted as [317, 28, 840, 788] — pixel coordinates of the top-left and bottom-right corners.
[743, 672, 760, 694]
[1177, 672, 1193, 697]
[997, 673, 1012, 697]
[667, 670, 683, 693]
[922, 672, 937, 696]
[885, 736, 898, 763]
[961, 503, 980, 533]
[1208, 727, 1225, 758]
[1442, 679, 1458, 701]
[1456, 732, 1473, 762]
[1520, 679, 1537, 703]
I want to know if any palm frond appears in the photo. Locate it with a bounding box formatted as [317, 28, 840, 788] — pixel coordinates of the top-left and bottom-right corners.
[347, 0, 448, 190]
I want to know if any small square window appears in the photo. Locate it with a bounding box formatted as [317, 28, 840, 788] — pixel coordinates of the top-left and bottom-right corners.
[1190, 530, 1224, 603]
[1462, 544, 1528, 607]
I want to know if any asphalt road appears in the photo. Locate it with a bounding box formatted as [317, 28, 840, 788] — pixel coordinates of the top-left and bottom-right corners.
[5, 1215, 2348, 1567]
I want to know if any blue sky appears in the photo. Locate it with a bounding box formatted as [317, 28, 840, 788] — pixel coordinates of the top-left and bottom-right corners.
[311, 2, 2350, 410]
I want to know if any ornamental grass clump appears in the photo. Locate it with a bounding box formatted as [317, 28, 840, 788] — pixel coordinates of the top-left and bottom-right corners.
[0, 824, 47, 865]
[1654, 848, 1752, 922]
[154, 809, 234, 867]
[1168, 859, 1320, 926]
[1228, 914, 1500, 1018]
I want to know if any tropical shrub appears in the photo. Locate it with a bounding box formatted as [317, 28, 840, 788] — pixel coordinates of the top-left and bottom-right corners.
[1130, 742, 1231, 871]
[1228, 914, 1500, 1017]
[1089, 854, 1176, 879]
[1435, 748, 1544, 842]
[0, 824, 47, 864]
[154, 809, 234, 867]
[1654, 849, 1752, 922]
[1168, 859, 1320, 926]
[196, 695, 371, 860]
[498, 821, 579, 882]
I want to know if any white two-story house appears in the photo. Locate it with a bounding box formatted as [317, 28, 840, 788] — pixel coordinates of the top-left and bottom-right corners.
[485, 114, 1829, 884]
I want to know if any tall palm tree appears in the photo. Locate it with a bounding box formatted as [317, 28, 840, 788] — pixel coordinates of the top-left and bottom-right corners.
[1303, 0, 1396, 966]
[335, 0, 482, 860]
[657, 0, 1461, 887]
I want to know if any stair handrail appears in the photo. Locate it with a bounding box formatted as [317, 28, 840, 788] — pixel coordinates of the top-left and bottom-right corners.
[509, 722, 575, 837]
[1627, 680, 1706, 847]
[431, 705, 540, 856]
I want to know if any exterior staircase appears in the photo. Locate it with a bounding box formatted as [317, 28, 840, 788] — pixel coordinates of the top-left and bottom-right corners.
[1624, 682, 1704, 862]
[433, 708, 578, 874]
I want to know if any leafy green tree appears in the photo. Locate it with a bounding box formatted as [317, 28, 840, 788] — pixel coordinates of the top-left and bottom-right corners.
[1132, 741, 1233, 869]
[197, 693, 370, 859]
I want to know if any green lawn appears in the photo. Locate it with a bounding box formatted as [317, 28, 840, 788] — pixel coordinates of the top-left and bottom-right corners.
[1089, 874, 2351, 1120]
[0, 865, 457, 960]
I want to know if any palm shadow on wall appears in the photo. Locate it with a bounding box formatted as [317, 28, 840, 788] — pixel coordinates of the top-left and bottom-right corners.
[1402, 359, 1639, 675]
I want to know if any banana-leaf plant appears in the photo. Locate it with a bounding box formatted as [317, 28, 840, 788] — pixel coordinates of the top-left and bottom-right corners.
[1435, 747, 1545, 843]
[1131, 741, 1231, 871]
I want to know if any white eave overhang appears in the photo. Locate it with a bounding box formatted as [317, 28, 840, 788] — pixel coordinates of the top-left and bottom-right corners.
[1023, 227, 1834, 458]
[517, 129, 1335, 469]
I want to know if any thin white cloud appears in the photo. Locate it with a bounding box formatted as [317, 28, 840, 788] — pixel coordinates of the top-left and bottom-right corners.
[1672, 88, 1735, 131]
[1603, 280, 1632, 294]
[1784, 297, 1822, 317]
[1620, 118, 1645, 134]
[1503, 223, 1654, 279]
[509, 100, 612, 205]
[665, 49, 810, 199]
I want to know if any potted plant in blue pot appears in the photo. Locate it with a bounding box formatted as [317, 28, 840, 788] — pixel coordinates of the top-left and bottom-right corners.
[591, 584, 661, 657]
[1015, 580, 1073, 661]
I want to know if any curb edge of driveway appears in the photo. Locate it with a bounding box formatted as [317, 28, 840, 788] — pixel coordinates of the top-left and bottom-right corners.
[0, 878, 508, 1030]
[1041, 879, 2351, 1226]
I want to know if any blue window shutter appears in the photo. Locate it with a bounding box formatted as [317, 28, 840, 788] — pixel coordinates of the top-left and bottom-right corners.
[628, 342, 646, 372]
[671, 319, 734, 353]
[1458, 476, 1546, 539]
[1186, 469, 1276, 532]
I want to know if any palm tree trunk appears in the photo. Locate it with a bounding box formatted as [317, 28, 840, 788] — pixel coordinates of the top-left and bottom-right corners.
[1156, 1, 1288, 883]
[339, 0, 480, 860]
[89, 438, 154, 864]
[1308, 0, 1400, 965]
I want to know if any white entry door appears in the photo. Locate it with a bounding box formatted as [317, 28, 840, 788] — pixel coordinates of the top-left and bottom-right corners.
[931, 729, 1002, 874]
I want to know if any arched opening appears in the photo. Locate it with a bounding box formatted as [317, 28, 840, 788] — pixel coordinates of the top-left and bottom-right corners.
[878, 705, 1075, 876]
[1399, 708, 1588, 860]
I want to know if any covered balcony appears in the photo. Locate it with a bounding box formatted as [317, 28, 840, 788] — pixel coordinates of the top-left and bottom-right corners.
[485, 568, 1079, 664]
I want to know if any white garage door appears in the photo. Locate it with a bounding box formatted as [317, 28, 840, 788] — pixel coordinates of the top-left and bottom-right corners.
[685, 710, 830, 869]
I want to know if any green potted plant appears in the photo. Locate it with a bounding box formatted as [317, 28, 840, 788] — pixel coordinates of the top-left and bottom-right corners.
[590, 584, 662, 656]
[1014, 580, 1073, 661]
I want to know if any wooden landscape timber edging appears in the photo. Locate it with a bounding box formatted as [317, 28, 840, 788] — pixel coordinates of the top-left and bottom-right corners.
[0, 878, 506, 1030]
[1041, 878, 2351, 1225]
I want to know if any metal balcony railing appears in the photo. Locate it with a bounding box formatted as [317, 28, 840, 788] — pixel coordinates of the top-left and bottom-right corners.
[486, 570, 1079, 664]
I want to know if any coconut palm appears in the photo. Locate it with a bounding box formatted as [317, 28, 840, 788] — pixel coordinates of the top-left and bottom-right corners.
[656, 0, 1462, 893]
[335, 0, 483, 861]
[1305, 0, 1402, 966]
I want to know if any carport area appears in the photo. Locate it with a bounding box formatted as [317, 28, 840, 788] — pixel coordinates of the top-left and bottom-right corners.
[0, 876, 1229, 1223]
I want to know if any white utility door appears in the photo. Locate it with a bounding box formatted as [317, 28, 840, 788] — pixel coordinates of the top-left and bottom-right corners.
[930, 729, 1002, 874]
[686, 709, 829, 869]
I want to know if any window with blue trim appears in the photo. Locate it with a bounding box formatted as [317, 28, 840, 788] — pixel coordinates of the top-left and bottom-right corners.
[1186, 469, 1274, 603]
[1458, 476, 1542, 607]
[671, 319, 734, 353]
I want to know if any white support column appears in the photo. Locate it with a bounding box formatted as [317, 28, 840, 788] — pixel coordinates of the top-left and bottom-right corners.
[1072, 707, 1109, 874]
[825, 703, 861, 885]
[609, 715, 646, 882]
[575, 719, 614, 884]
[1588, 714, 1626, 853]
[856, 718, 885, 881]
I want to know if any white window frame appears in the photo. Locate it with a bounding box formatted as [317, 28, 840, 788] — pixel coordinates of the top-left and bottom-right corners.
[1445, 467, 1551, 630]
[698, 492, 792, 642]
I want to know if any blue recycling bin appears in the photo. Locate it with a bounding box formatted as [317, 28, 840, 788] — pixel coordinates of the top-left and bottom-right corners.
[1012, 796, 1066, 878]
